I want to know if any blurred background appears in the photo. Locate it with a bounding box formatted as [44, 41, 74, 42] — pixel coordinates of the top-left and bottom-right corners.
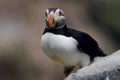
[0, 0, 119, 80]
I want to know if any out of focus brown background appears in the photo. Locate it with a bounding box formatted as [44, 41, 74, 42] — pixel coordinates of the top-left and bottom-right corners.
[0, 0, 119, 80]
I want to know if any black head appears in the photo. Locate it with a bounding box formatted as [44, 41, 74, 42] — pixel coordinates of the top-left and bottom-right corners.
[45, 8, 66, 29]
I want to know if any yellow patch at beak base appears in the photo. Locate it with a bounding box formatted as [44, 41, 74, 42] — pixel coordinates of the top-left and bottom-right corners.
[55, 18, 58, 23]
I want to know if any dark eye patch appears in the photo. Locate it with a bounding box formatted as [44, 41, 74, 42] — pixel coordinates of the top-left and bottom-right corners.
[59, 11, 64, 16]
[45, 12, 47, 17]
[59, 11, 62, 16]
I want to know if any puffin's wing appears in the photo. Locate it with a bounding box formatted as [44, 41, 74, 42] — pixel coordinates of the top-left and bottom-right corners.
[67, 29, 105, 60]
[67, 29, 98, 49]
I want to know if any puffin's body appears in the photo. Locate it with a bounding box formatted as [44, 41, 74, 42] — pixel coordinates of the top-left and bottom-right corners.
[41, 29, 90, 67]
[41, 8, 106, 76]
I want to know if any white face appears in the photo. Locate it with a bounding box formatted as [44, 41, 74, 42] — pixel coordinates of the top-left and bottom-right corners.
[45, 8, 66, 29]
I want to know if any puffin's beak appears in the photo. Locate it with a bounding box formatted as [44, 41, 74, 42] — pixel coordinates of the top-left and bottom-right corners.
[48, 12, 58, 28]
[48, 12, 54, 28]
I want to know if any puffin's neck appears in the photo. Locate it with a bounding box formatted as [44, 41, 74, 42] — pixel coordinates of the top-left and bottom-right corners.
[43, 24, 68, 35]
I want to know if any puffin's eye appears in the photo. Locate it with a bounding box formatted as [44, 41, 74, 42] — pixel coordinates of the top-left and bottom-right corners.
[59, 11, 63, 16]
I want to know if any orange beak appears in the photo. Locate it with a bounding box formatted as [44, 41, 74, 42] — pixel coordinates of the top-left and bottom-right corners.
[48, 12, 53, 28]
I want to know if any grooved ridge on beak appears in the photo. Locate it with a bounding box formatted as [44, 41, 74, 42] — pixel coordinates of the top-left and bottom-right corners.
[48, 12, 53, 28]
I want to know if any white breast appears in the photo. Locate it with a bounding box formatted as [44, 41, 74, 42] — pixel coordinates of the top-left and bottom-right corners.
[41, 32, 90, 66]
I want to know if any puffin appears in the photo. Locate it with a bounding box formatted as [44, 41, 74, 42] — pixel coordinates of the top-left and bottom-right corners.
[41, 8, 106, 77]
